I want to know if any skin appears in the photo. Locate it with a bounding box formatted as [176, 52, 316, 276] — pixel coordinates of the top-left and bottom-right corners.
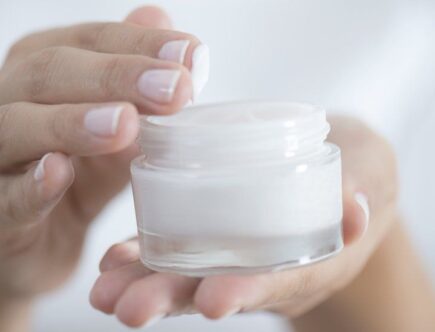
[0, 6, 197, 330]
[88, 116, 396, 325]
[0, 5, 434, 332]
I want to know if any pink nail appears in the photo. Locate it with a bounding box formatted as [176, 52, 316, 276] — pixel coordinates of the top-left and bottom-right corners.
[34, 153, 52, 181]
[137, 69, 181, 104]
[158, 40, 190, 64]
[84, 106, 123, 137]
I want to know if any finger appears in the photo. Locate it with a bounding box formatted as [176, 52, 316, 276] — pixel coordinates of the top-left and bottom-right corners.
[90, 261, 151, 314]
[115, 273, 200, 328]
[193, 192, 370, 320]
[9, 22, 200, 70]
[99, 239, 140, 272]
[342, 186, 370, 246]
[0, 152, 74, 227]
[195, 268, 330, 320]
[0, 102, 138, 170]
[0, 47, 193, 113]
[124, 6, 173, 29]
[7, 25, 209, 100]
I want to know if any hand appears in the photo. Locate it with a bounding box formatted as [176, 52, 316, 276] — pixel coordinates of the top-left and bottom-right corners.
[90, 116, 398, 327]
[0, 6, 206, 300]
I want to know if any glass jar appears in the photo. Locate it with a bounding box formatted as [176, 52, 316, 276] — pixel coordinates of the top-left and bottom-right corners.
[131, 101, 343, 276]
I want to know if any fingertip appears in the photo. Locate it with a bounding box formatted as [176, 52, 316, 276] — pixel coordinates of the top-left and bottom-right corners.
[114, 280, 159, 328]
[99, 241, 140, 273]
[125, 6, 173, 29]
[138, 67, 193, 115]
[89, 275, 113, 314]
[194, 276, 244, 320]
[38, 152, 74, 201]
[342, 191, 369, 246]
[114, 103, 139, 148]
[171, 68, 194, 111]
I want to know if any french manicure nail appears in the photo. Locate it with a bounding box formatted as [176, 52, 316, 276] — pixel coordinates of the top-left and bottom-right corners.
[34, 153, 52, 181]
[191, 44, 210, 101]
[137, 69, 181, 104]
[184, 99, 193, 108]
[84, 106, 123, 137]
[144, 313, 166, 328]
[355, 192, 370, 223]
[158, 40, 191, 64]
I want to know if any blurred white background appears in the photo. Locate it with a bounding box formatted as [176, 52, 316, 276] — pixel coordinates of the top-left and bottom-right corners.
[0, 1, 434, 331]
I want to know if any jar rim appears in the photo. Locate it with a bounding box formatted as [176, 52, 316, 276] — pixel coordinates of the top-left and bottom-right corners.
[142, 101, 325, 131]
[137, 101, 331, 170]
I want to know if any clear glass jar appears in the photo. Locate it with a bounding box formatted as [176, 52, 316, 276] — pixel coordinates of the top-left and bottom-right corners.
[131, 101, 343, 276]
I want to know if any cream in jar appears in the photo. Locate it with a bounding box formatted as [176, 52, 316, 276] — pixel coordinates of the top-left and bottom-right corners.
[131, 101, 343, 276]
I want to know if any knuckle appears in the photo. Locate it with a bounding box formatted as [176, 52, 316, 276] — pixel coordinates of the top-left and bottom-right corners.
[99, 56, 127, 99]
[51, 106, 69, 143]
[0, 103, 19, 159]
[24, 47, 64, 100]
[76, 22, 114, 52]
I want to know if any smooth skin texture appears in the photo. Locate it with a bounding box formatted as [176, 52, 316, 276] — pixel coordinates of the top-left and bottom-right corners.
[1, 5, 434, 332]
[90, 116, 428, 330]
[0, 6, 203, 332]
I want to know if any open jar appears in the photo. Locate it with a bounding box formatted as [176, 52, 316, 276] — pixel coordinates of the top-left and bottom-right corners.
[131, 101, 343, 276]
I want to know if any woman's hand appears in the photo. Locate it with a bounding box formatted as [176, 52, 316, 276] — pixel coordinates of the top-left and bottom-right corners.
[90, 116, 398, 327]
[0, 6, 209, 301]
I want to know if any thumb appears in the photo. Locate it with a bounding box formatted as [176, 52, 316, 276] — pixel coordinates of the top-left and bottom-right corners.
[342, 185, 370, 246]
[0, 153, 74, 228]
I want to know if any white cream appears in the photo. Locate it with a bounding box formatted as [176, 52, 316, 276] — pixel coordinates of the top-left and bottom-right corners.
[131, 101, 343, 276]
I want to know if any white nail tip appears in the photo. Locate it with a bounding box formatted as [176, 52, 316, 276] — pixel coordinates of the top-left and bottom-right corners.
[222, 307, 241, 318]
[191, 44, 210, 101]
[144, 313, 166, 328]
[111, 106, 123, 135]
[84, 106, 123, 137]
[34, 153, 52, 181]
[158, 40, 191, 64]
[138, 70, 182, 103]
[355, 192, 370, 223]
[184, 99, 193, 108]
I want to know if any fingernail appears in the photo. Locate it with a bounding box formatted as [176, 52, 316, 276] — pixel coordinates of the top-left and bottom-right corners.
[184, 99, 193, 108]
[222, 307, 241, 318]
[84, 105, 123, 137]
[34, 153, 52, 181]
[137, 69, 181, 104]
[191, 44, 210, 101]
[158, 40, 190, 64]
[144, 313, 166, 328]
[355, 192, 370, 224]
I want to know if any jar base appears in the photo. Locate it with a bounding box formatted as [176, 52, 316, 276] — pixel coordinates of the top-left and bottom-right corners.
[138, 225, 343, 277]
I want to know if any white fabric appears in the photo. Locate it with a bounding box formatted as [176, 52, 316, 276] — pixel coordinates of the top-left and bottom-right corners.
[0, 1, 434, 331]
